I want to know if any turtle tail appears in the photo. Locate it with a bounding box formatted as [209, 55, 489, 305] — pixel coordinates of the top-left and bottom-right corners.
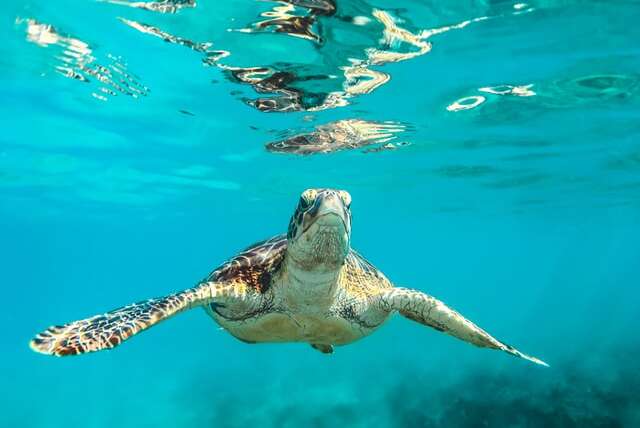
[30, 286, 212, 357]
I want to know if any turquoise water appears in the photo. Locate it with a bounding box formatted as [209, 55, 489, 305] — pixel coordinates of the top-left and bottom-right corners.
[3, 0, 640, 426]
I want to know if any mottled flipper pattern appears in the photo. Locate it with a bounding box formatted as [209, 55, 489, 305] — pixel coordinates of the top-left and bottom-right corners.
[30, 283, 239, 356]
[377, 287, 548, 366]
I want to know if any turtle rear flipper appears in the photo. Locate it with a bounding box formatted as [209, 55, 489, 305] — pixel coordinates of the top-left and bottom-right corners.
[30, 283, 238, 357]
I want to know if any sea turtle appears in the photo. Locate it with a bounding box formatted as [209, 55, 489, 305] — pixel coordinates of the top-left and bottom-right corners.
[30, 188, 547, 366]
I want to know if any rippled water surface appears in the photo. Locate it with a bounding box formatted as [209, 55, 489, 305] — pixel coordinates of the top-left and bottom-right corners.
[3, 1, 640, 427]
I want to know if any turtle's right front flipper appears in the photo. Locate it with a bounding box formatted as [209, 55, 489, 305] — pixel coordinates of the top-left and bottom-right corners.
[29, 282, 245, 357]
[375, 287, 548, 367]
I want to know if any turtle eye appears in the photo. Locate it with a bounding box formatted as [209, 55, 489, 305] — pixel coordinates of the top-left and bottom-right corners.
[299, 196, 312, 210]
[300, 189, 317, 210]
[299, 189, 317, 210]
[338, 190, 352, 208]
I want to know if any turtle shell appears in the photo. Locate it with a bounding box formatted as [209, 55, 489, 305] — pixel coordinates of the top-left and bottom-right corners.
[204, 235, 287, 294]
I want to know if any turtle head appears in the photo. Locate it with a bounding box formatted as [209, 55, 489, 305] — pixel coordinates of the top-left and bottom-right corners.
[286, 188, 352, 272]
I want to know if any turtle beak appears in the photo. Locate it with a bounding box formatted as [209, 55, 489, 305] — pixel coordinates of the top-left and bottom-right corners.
[288, 189, 352, 271]
[304, 192, 350, 234]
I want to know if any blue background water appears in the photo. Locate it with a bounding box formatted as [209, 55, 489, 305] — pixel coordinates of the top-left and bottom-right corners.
[2, 0, 640, 426]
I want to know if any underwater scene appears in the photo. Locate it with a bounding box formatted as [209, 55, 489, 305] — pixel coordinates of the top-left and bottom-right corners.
[3, 0, 640, 426]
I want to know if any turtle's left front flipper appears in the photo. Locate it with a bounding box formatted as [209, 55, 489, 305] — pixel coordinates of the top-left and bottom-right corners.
[30, 282, 243, 357]
[376, 287, 548, 367]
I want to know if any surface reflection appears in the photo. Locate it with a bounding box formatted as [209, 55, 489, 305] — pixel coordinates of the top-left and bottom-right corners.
[113, 2, 496, 113]
[266, 119, 407, 154]
[100, 0, 196, 14]
[447, 72, 640, 114]
[17, 18, 149, 101]
[234, 0, 337, 43]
